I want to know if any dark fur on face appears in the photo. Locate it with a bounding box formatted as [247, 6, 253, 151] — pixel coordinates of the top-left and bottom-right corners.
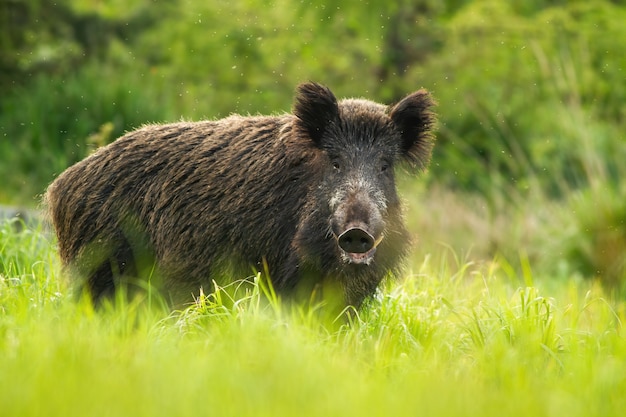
[45, 82, 436, 309]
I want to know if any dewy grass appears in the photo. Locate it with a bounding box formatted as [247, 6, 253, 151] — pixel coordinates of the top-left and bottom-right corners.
[1, 219, 625, 417]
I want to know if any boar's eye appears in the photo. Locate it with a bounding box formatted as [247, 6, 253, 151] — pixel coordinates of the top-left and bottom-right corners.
[332, 160, 341, 172]
[380, 161, 390, 173]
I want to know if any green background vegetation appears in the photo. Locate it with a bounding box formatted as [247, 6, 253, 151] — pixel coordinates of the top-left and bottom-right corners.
[1, 0, 626, 415]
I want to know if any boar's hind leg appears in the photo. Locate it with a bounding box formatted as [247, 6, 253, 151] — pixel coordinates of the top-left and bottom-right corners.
[72, 232, 140, 305]
[85, 256, 118, 303]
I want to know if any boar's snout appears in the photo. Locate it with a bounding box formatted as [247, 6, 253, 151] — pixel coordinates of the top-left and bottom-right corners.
[330, 184, 386, 265]
[338, 227, 375, 254]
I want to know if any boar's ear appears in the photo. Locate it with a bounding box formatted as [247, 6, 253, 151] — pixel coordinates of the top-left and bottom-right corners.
[293, 82, 340, 146]
[388, 89, 437, 171]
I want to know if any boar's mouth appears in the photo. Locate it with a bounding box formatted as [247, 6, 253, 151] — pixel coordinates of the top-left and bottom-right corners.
[336, 227, 383, 265]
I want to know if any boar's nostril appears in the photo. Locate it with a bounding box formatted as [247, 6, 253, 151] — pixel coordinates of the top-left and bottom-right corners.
[337, 228, 375, 254]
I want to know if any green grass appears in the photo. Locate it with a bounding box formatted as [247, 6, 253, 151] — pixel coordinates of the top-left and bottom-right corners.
[1, 218, 625, 417]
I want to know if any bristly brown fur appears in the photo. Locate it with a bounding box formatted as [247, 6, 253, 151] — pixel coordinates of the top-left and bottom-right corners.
[45, 82, 437, 309]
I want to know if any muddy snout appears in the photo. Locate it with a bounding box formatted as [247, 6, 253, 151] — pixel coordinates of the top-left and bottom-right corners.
[337, 227, 375, 254]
